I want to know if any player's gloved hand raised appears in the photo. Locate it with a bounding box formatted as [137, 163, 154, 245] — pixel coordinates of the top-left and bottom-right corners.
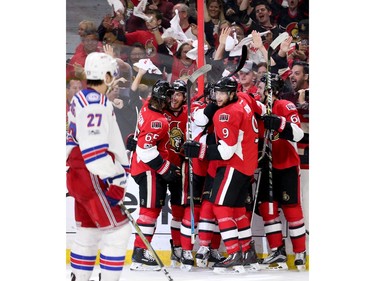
[105, 184, 125, 206]
[203, 102, 219, 119]
[157, 160, 182, 183]
[125, 134, 137, 152]
[262, 114, 286, 132]
[182, 140, 207, 160]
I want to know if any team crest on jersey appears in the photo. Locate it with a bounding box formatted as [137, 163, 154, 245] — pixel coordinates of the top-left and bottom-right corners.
[169, 121, 184, 152]
[286, 103, 297, 110]
[151, 121, 162, 129]
[86, 92, 101, 102]
[218, 113, 230, 122]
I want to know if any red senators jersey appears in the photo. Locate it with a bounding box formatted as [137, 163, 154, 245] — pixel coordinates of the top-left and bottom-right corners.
[213, 100, 259, 176]
[270, 99, 302, 169]
[163, 105, 188, 166]
[130, 100, 170, 176]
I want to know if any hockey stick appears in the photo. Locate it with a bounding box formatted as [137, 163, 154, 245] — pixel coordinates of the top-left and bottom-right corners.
[186, 64, 212, 244]
[250, 168, 262, 229]
[224, 45, 248, 78]
[118, 202, 174, 281]
[261, 32, 289, 215]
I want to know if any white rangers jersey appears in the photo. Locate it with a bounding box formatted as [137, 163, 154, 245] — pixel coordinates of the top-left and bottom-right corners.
[66, 88, 129, 186]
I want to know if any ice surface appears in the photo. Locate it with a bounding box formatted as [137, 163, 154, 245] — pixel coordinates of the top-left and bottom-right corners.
[66, 265, 308, 281]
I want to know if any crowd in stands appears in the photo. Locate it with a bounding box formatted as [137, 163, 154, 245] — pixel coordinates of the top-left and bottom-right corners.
[66, 0, 308, 146]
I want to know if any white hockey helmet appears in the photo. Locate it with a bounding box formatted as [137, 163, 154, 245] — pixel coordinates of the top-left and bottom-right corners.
[84, 52, 119, 80]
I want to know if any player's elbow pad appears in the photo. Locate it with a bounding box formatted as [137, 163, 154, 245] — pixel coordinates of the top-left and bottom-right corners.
[279, 123, 304, 142]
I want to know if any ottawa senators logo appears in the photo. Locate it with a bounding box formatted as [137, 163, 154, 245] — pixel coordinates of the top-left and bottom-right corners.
[169, 126, 184, 152]
[286, 22, 299, 42]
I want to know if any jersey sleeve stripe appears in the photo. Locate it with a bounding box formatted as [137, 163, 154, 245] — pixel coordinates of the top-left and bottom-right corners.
[82, 144, 109, 164]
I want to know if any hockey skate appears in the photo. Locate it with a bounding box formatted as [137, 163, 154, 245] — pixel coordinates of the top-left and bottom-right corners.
[207, 248, 226, 268]
[294, 251, 306, 271]
[243, 241, 260, 271]
[130, 247, 161, 271]
[170, 239, 182, 267]
[196, 246, 226, 268]
[212, 250, 245, 274]
[259, 243, 288, 270]
[195, 246, 210, 267]
[180, 249, 194, 271]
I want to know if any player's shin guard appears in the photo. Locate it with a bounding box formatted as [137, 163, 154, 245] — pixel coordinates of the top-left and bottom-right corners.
[259, 202, 283, 250]
[213, 205, 240, 254]
[283, 205, 306, 253]
[100, 223, 132, 281]
[211, 224, 222, 249]
[133, 207, 160, 249]
[70, 227, 101, 281]
[198, 201, 216, 246]
[180, 206, 200, 250]
[234, 207, 251, 252]
[170, 205, 184, 247]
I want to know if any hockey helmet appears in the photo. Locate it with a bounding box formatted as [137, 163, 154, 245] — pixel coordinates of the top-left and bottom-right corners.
[214, 76, 238, 93]
[172, 79, 187, 94]
[151, 80, 174, 101]
[84, 52, 119, 80]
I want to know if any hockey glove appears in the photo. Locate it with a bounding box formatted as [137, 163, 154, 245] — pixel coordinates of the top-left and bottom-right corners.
[183, 140, 207, 160]
[105, 184, 125, 206]
[146, 155, 182, 183]
[158, 161, 182, 183]
[203, 103, 219, 120]
[125, 133, 137, 152]
[262, 114, 286, 132]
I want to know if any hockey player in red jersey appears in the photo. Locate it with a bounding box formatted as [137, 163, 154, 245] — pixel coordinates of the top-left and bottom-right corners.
[183, 76, 260, 273]
[161, 80, 189, 269]
[256, 75, 307, 270]
[66, 52, 132, 281]
[191, 83, 226, 269]
[129, 80, 182, 271]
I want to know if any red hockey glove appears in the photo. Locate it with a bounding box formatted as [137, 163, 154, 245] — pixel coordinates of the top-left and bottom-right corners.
[182, 140, 207, 160]
[262, 114, 286, 132]
[105, 184, 125, 206]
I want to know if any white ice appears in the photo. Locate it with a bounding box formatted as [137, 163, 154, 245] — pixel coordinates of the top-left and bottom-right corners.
[65, 265, 308, 281]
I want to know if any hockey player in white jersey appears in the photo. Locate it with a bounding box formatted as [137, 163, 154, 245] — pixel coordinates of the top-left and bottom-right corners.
[66, 52, 132, 281]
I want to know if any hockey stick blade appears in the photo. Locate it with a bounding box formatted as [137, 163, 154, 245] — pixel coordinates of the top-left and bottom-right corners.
[188, 64, 212, 84]
[225, 45, 248, 78]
